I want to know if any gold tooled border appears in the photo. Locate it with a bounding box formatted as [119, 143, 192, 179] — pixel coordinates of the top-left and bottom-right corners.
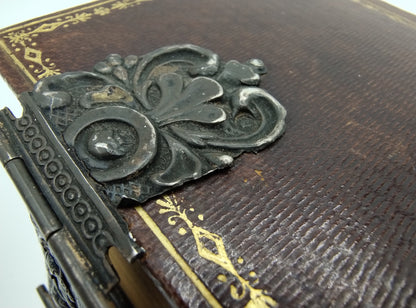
[136, 207, 222, 308]
[1, 2, 281, 306]
[0, 1, 118, 35]
[0, 0, 152, 82]
[0, 1, 221, 307]
[0, 39, 37, 83]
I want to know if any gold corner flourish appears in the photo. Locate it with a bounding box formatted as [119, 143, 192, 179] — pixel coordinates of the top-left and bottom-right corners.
[135, 205, 222, 308]
[155, 195, 278, 308]
[0, 0, 151, 82]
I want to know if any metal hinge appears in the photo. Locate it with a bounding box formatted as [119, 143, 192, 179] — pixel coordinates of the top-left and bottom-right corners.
[0, 96, 144, 307]
[0, 44, 286, 307]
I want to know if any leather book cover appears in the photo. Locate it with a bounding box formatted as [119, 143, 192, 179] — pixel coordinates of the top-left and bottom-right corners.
[1, 0, 416, 307]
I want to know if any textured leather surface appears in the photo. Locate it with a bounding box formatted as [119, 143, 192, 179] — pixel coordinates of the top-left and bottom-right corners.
[1, 0, 416, 307]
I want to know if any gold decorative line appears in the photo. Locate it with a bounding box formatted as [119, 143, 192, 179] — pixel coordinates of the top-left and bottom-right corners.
[0, 39, 36, 83]
[3, 1, 274, 306]
[0, 0, 149, 35]
[135, 206, 222, 308]
[156, 195, 278, 308]
[1, 0, 151, 81]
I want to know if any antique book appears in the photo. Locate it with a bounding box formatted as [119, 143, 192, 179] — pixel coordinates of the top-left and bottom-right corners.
[1, 0, 416, 307]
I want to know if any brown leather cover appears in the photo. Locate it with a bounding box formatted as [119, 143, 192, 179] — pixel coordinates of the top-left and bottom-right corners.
[1, 0, 416, 307]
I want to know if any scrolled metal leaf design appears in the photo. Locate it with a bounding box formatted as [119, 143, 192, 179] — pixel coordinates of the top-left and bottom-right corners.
[32, 44, 286, 204]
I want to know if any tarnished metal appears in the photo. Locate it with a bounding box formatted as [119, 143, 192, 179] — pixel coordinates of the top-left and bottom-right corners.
[0, 44, 285, 307]
[32, 44, 286, 205]
[0, 94, 144, 307]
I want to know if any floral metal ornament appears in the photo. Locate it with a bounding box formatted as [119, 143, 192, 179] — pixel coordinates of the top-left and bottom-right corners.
[32, 44, 286, 205]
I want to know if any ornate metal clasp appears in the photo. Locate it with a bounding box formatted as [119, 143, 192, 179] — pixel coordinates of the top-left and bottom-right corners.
[0, 44, 286, 307]
[32, 44, 286, 205]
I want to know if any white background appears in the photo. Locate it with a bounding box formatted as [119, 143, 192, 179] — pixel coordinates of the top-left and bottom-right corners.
[0, 1, 415, 307]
